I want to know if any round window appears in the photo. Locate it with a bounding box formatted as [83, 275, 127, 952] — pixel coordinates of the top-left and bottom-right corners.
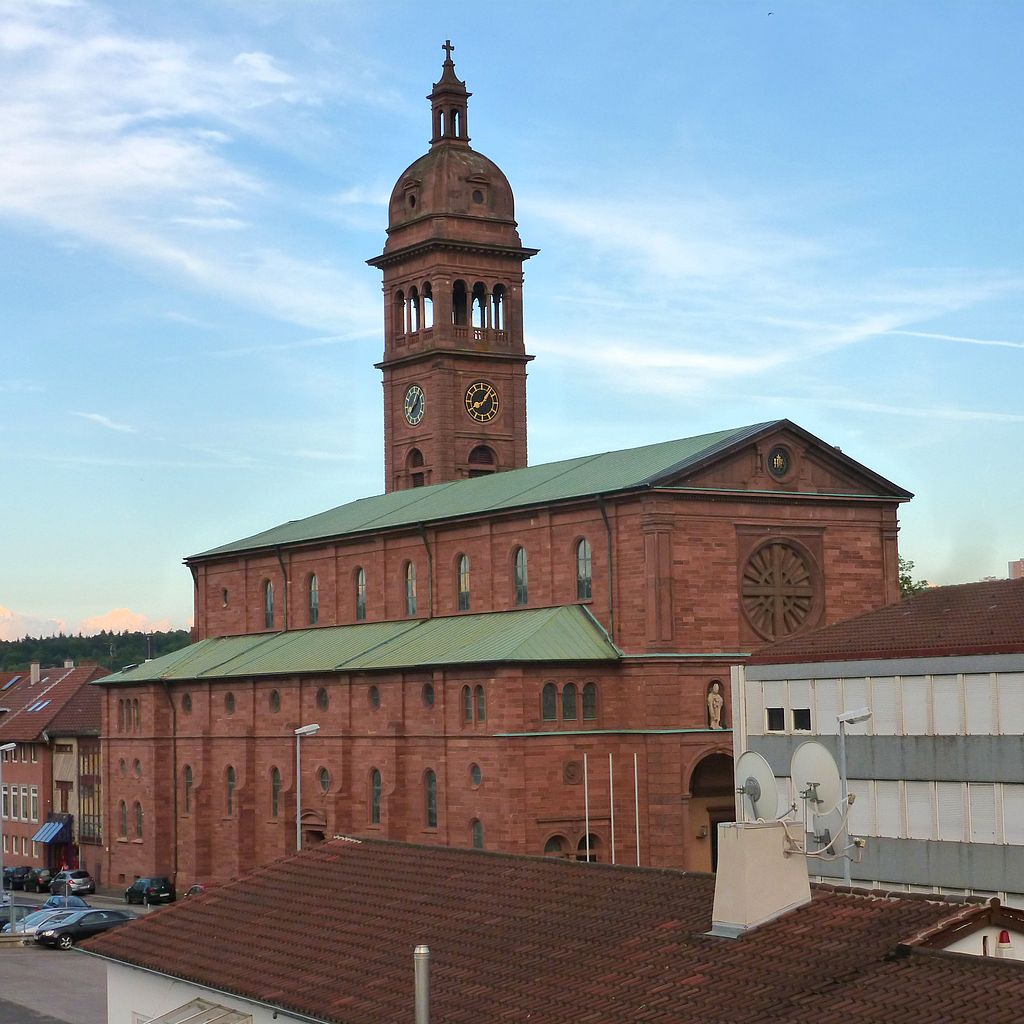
[422, 683, 435, 708]
[269, 689, 281, 713]
[225, 692, 236, 714]
[318, 767, 331, 793]
[369, 685, 381, 709]
[317, 687, 329, 711]
[182, 693, 192, 714]
[470, 763, 482, 787]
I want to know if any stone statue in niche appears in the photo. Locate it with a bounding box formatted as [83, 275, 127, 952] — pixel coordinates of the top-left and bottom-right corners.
[706, 681, 725, 730]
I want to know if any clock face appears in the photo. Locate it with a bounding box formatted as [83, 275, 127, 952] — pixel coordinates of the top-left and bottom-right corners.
[464, 381, 499, 422]
[404, 385, 425, 426]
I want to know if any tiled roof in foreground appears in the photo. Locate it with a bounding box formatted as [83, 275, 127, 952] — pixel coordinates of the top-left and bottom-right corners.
[82, 837, 1023, 1024]
[750, 577, 1024, 665]
[94, 605, 620, 685]
[190, 419, 911, 560]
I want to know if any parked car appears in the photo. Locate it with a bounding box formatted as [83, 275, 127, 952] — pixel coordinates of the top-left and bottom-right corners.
[4, 866, 31, 890]
[49, 869, 95, 895]
[183, 883, 208, 899]
[2, 908, 76, 936]
[124, 876, 176, 905]
[41, 894, 90, 911]
[0, 903, 39, 929]
[24, 867, 54, 893]
[35, 909, 135, 950]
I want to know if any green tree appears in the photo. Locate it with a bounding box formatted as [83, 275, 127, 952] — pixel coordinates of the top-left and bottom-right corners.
[899, 555, 929, 598]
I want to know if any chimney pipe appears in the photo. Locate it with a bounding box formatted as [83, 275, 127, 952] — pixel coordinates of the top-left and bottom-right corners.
[414, 944, 430, 1024]
[30, 663, 40, 685]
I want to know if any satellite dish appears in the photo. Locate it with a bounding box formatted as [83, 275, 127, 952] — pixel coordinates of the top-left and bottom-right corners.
[735, 750, 780, 822]
[790, 741, 842, 815]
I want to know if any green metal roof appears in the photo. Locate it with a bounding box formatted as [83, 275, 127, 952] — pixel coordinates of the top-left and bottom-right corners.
[190, 422, 779, 559]
[94, 606, 621, 686]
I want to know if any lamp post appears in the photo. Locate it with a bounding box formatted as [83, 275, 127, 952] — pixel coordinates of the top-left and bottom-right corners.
[294, 724, 320, 852]
[0, 742, 17, 931]
[836, 706, 872, 886]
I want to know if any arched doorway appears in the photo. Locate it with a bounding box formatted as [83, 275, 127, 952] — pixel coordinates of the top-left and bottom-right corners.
[689, 752, 734, 871]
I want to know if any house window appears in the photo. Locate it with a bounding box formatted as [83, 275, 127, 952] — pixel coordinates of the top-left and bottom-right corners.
[422, 683, 435, 707]
[30, 786, 38, 822]
[474, 685, 486, 722]
[1, 785, 7, 819]
[269, 689, 281, 713]
[134, 801, 143, 839]
[183, 765, 193, 814]
[369, 685, 381, 710]
[405, 562, 417, 616]
[583, 682, 598, 720]
[182, 693, 192, 714]
[470, 763, 482, 787]
[317, 687, 329, 711]
[471, 818, 485, 850]
[370, 768, 382, 825]
[425, 769, 438, 828]
[544, 834, 569, 858]
[457, 554, 471, 611]
[542, 682, 557, 721]
[30, 744, 37, 764]
[563, 683, 578, 721]
[226, 766, 236, 815]
[318, 767, 331, 793]
[20, 786, 28, 821]
[133, 759, 142, 778]
[766, 707, 786, 732]
[308, 574, 319, 625]
[576, 834, 599, 862]
[514, 546, 528, 606]
[271, 767, 282, 818]
[576, 538, 592, 600]
[463, 686, 473, 723]
[355, 568, 367, 621]
[119, 801, 127, 837]
[264, 579, 275, 628]
[225, 692, 235, 715]
[792, 708, 812, 731]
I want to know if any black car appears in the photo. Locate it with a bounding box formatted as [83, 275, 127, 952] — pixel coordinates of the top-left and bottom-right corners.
[35, 909, 135, 950]
[24, 867, 54, 893]
[124, 876, 176, 905]
[3, 866, 30, 891]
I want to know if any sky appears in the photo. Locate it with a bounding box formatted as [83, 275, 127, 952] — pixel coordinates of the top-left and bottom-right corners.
[2, 0, 1022, 639]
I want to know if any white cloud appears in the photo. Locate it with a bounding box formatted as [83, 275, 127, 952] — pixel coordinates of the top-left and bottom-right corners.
[885, 328, 1024, 350]
[232, 51, 293, 85]
[73, 608, 177, 635]
[0, 605, 65, 641]
[72, 411, 136, 433]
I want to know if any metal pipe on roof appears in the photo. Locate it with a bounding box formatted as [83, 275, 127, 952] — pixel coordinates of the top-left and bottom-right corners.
[417, 523, 434, 619]
[414, 944, 431, 1024]
[275, 547, 290, 631]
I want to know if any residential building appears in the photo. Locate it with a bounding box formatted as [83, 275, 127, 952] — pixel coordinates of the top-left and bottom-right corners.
[731, 577, 1024, 902]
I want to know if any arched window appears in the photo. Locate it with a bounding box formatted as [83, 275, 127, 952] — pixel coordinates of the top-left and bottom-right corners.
[452, 280, 468, 326]
[393, 289, 405, 337]
[424, 769, 438, 828]
[462, 685, 473, 723]
[355, 567, 367, 621]
[317, 687, 329, 711]
[422, 282, 434, 329]
[405, 561, 417, 616]
[263, 579, 275, 629]
[471, 818, 484, 850]
[491, 284, 506, 331]
[226, 766, 236, 815]
[183, 765, 193, 814]
[576, 834, 600, 862]
[134, 801, 143, 839]
[270, 767, 281, 818]
[514, 546, 528, 606]
[225, 692, 235, 715]
[468, 445, 496, 478]
[562, 683, 578, 721]
[408, 286, 420, 333]
[542, 682, 557, 721]
[406, 447, 425, 488]
[457, 554, 470, 611]
[370, 768, 382, 825]
[471, 282, 487, 329]
[133, 699, 140, 730]
[583, 682, 598, 721]
[544, 834, 569, 858]
[118, 800, 127, 837]
[269, 689, 281, 713]
[576, 539, 593, 600]
[474, 685, 486, 722]
[318, 767, 331, 793]
[308, 574, 319, 625]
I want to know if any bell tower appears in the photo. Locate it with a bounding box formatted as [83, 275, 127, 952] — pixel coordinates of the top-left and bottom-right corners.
[369, 42, 538, 492]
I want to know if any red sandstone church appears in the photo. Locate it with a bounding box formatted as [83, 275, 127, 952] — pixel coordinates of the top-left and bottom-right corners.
[97, 48, 911, 889]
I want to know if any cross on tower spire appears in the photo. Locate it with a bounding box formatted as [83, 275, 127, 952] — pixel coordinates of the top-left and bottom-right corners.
[442, 39, 455, 61]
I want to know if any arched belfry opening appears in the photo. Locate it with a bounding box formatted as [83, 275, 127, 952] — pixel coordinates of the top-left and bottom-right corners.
[370, 41, 538, 493]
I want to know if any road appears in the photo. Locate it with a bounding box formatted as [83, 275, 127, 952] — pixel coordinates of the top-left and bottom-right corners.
[0, 888, 157, 1024]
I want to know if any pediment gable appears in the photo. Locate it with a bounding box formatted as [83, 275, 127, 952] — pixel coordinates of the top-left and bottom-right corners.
[653, 422, 911, 499]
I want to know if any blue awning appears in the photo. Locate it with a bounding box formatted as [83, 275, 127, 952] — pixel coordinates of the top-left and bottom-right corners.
[31, 820, 70, 844]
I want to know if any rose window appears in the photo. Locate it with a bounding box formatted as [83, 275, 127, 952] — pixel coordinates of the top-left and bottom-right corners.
[741, 540, 818, 640]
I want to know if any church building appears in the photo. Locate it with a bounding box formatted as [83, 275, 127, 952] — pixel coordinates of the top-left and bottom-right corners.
[97, 47, 911, 889]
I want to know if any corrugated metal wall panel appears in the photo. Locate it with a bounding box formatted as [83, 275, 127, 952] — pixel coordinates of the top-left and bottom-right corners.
[1002, 784, 1024, 845]
[814, 679, 841, 735]
[936, 782, 966, 842]
[841, 678, 869, 733]
[902, 675, 930, 735]
[969, 783, 998, 843]
[870, 677, 900, 735]
[876, 780, 901, 838]
[998, 672, 1024, 734]
[905, 781, 934, 840]
[932, 674, 962, 735]
[964, 672, 996, 735]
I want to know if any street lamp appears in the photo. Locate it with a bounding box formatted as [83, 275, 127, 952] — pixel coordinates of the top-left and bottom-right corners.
[836, 706, 872, 886]
[294, 724, 320, 852]
[0, 742, 17, 931]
